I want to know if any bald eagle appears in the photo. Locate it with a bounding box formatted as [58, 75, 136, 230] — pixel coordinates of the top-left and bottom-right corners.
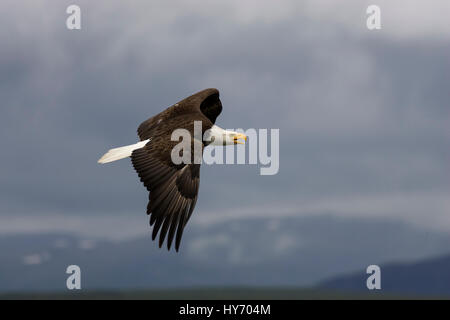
[98, 89, 247, 251]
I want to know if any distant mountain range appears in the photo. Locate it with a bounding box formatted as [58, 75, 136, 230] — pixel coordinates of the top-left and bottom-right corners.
[1, 215, 450, 295]
[319, 254, 450, 297]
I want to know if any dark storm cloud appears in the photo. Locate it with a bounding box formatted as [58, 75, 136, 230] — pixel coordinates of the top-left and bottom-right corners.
[0, 1, 448, 235]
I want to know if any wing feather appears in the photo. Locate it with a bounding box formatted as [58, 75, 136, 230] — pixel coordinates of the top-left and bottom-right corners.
[131, 144, 200, 251]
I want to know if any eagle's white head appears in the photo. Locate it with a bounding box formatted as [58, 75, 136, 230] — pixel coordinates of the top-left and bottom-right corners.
[204, 125, 247, 146]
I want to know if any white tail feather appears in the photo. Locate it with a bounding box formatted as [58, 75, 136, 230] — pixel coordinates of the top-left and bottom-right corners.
[98, 139, 150, 164]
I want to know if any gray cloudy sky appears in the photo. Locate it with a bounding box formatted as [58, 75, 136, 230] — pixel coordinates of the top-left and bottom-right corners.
[0, 0, 449, 239]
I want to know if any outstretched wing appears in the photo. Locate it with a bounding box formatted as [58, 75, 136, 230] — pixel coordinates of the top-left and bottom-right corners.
[137, 88, 222, 141]
[131, 141, 200, 251]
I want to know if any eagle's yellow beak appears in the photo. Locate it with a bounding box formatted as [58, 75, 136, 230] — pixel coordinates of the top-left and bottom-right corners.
[233, 133, 247, 145]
